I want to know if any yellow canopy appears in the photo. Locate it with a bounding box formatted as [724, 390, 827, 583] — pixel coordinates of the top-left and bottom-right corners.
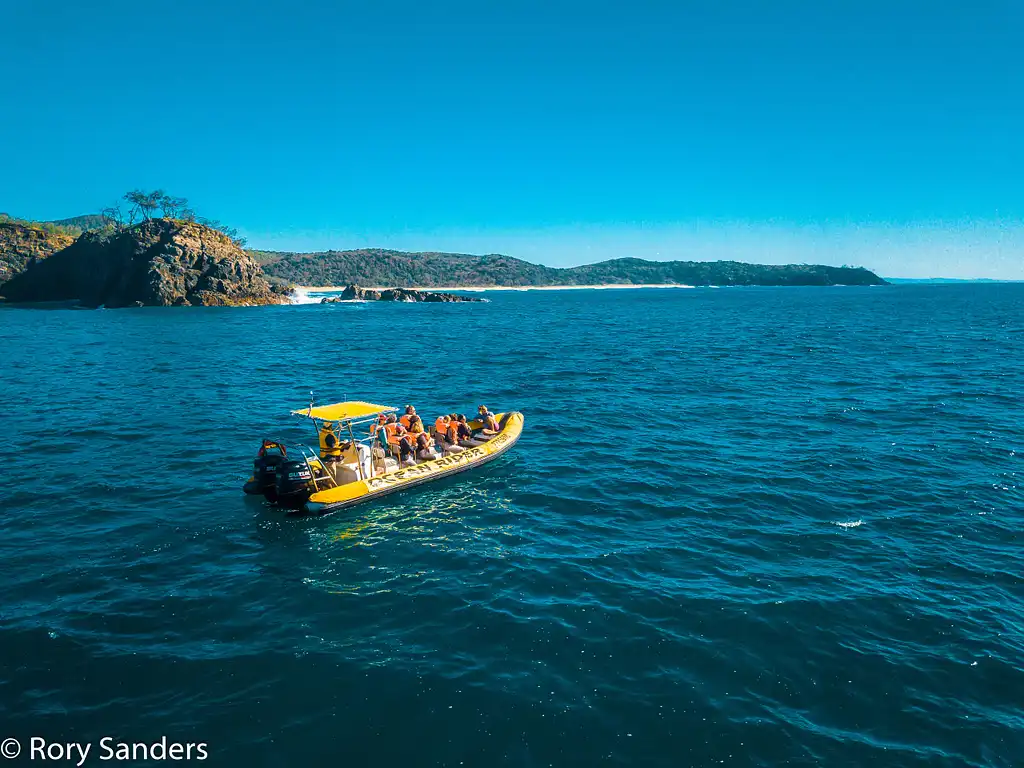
[292, 401, 396, 422]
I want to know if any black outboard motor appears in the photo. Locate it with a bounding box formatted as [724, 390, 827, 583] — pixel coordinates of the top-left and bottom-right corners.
[245, 440, 288, 503]
[275, 458, 319, 510]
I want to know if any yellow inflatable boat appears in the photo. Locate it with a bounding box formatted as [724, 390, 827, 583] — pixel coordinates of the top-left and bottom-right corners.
[243, 400, 524, 516]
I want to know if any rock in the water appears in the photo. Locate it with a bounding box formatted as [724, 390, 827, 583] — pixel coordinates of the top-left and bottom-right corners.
[0, 222, 75, 286]
[323, 284, 483, 303]
[0, 219, 287, 308]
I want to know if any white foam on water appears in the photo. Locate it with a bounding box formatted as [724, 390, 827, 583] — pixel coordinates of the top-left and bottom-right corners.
[289, 288, 362, 305]
[288, 287, 322, 305]
[833, 520, 864, 528]
[294, 283, 697, 293]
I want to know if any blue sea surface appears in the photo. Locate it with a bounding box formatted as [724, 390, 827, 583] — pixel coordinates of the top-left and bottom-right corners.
[0, 285, 1021, 767]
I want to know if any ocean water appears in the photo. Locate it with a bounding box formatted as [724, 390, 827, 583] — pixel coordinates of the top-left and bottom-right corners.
[0, 285, 1021, 767]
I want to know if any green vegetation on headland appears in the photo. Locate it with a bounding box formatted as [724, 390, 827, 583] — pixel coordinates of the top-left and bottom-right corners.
[4, 190, 246, 246]
[253, 249, 887, 287]
[0, 213, 87, 238]
[99, 190, 248, 247]
[0, 218, 76, 283]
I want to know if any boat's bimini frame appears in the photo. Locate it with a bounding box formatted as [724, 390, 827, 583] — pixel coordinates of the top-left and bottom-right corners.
[292, 398, 398, 494]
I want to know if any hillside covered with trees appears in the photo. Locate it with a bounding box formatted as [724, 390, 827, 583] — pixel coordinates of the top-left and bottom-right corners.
[0, 213, 92, 238]
[253, 248, 887, 288]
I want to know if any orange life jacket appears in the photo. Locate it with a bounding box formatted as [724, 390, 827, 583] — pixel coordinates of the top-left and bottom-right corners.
[434, 417, 448, 434]
[399, 414, 413, 429]
[386, 423, 410, 446]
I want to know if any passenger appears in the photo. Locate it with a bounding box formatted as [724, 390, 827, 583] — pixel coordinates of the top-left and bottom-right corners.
[477, 405, 500, 435]
[408, 414, 426, 435]
[457, 414, 486, 447]
[384, 415, 415, 466]
[369, 412, 388, 437]
[415, 431, 439, 461]
[399, 440, 416, 466]
[445, 414, 461, 444]
[399, 405, 417, 430]
[436, 414, 465, 454]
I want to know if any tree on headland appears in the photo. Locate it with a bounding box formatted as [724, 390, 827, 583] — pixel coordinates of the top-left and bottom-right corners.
[98, 190, 244, 246]
[100, 205, 125, 231]
[194, 218, 247, 247]
[124, 189, 166, 223]
[160, 195, 192, 220]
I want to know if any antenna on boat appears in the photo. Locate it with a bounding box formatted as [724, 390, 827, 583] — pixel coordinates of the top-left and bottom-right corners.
[307, 390, 314, 417]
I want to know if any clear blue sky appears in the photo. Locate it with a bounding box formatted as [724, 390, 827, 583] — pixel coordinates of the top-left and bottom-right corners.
[2, 1, 1022, 277]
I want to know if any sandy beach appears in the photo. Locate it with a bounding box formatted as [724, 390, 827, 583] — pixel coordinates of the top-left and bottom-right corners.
[295, 283, 698, 292]
[289, 283, 703, 304]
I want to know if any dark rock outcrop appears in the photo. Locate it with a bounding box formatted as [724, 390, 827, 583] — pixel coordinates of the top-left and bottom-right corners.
[0, 222, 75, 285]
[1, 219, 287, 307]
[320, 285, 484, 303]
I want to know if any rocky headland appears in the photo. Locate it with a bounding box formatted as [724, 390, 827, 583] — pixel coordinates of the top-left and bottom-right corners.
[320, 285, 485, 303]
[0, 219, 288, 308]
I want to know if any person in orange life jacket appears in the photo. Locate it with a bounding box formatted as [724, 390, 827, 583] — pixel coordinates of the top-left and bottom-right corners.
[408, 416, 439, 460]
[446, 414, 460, 443]
[435, 414, 465, 454]
[384, 414, 415, 465]
[399, 405, 417, 429]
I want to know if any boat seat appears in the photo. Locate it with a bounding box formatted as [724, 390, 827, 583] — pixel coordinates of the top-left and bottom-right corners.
[415, 449, 441, 464]
[334, 462, 362, 485]
[371, 434, 401, 476]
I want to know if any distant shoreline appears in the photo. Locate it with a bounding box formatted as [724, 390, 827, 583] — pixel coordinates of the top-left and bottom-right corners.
[294, 283, 701, 293]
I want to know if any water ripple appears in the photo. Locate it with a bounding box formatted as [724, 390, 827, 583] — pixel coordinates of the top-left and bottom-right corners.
[1, 285, 1022, 766]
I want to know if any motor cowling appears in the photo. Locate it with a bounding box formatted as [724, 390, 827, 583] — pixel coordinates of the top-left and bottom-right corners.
[253, 453, 285, 502]
[252, 441, 288, 503]
[275, 459, 318, 509]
